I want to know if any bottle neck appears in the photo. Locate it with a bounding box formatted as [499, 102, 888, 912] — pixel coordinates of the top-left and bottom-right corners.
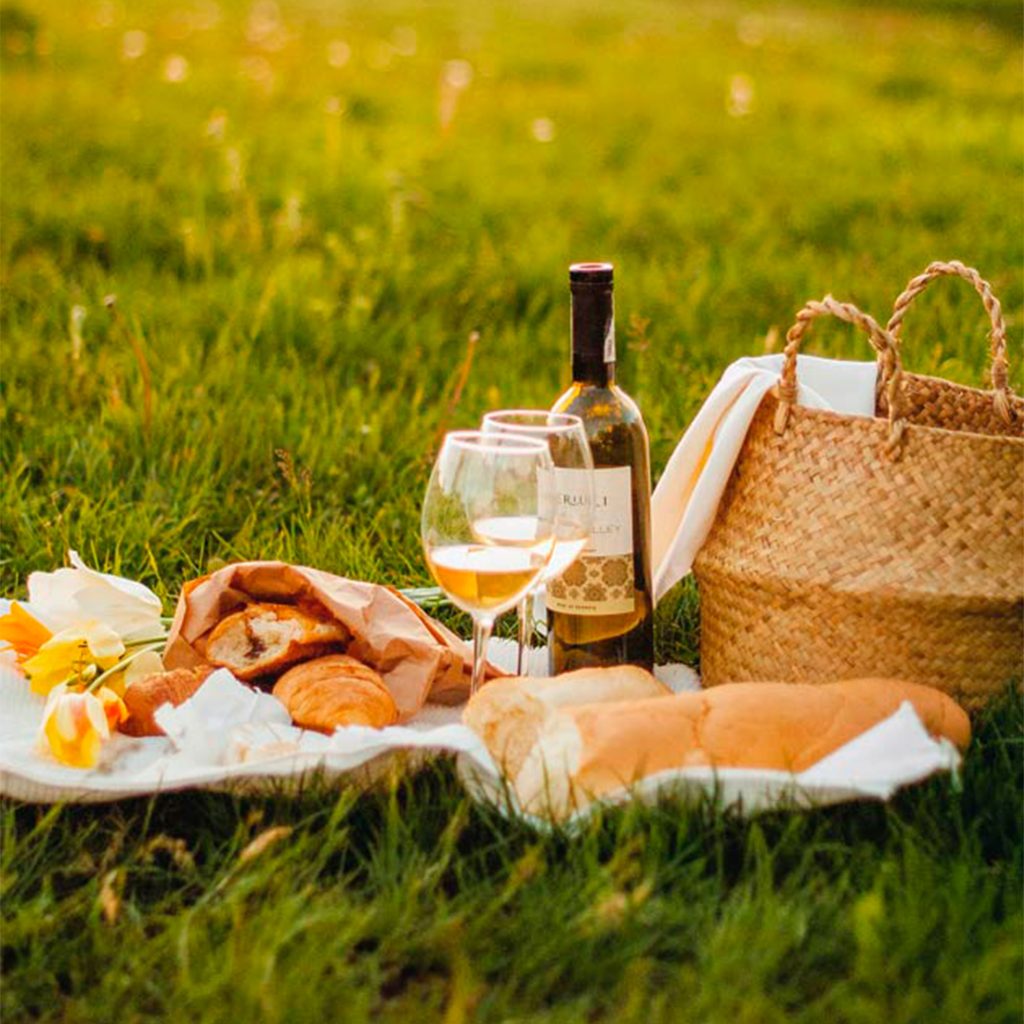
[572, 355, 616, 386]
[571, 282, 616, 386]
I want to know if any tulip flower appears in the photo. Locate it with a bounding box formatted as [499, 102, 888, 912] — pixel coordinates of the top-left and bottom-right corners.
[96, 685, 129, 732]
[22, 621, 125, 696]
[26, 550, 163, 641]
[0, 602, 52, 665]
[2, 553, 168, 769]
[38, 685, 128, 769]
[1, 553, 167, 697]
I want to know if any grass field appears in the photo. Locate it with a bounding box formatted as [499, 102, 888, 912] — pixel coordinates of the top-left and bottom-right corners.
[1, 0, 1022, 1020]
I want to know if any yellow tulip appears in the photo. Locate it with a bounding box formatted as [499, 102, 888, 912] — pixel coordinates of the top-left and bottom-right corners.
[23, 621, 125, 696]
[38, 685, 126, 769]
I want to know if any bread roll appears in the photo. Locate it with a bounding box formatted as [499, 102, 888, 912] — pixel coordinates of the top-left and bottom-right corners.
[273, 654, 398, 732]
[202, 603, 349, 681]
[120, 666, 214, 736]
[463, 666, 670, 779]
[508, 678, 971, 818]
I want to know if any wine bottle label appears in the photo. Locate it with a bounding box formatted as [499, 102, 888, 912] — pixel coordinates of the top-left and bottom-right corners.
[546, 466, 635, 616]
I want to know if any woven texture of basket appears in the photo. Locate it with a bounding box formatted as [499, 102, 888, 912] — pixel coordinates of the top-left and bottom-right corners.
[694, 262, 1023, 707]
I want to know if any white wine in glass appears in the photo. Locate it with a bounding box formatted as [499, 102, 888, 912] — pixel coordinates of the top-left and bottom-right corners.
[422, 430, 556, 695]
[480, 410, 594, 675]
[426, 544, 551, 612]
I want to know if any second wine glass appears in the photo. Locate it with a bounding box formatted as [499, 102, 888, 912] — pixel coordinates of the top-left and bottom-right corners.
[481, 410, 594, 675]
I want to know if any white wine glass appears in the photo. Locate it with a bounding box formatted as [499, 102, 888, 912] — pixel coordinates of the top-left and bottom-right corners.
[422, 430, 556, 696]
[480, 410, 594, 675]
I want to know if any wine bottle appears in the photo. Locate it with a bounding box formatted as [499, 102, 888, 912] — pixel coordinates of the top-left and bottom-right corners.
[547, 262, 655, 672]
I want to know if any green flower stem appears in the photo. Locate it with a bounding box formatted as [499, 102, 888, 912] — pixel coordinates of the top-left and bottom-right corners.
[400, 586, 448, 609]
[88, 642, 165, 692]
[123, 635, 168, 648]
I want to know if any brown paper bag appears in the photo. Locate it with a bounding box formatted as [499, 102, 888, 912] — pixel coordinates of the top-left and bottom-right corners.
[164, 561, 496, 718]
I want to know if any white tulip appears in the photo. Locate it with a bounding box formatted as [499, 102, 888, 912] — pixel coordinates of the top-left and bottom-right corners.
[26, 551, 163, 642]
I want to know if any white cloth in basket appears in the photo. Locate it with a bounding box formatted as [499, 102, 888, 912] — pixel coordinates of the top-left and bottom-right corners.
[651, 354, 878, 601]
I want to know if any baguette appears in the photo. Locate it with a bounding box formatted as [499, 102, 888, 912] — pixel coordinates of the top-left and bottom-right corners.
[463, 666, 670, 779]
[512, 678, 971, 818]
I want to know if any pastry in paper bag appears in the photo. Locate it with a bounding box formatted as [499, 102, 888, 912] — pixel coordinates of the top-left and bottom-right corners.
[163, 561, 489, 718]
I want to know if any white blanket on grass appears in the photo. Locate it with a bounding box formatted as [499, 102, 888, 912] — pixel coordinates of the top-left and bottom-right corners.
[0, 626, 959, 818]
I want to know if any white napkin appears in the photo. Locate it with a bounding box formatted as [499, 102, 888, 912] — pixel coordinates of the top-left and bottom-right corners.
[798, 701, 961, 799]
[651, 354, 878, 601]
[154, 669, 292, 765]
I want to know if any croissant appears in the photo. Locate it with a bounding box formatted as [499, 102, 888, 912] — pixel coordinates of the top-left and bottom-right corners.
[120, 666, 215, 737]
[273, 654, 398, 732]
[202, 603, 350, 681]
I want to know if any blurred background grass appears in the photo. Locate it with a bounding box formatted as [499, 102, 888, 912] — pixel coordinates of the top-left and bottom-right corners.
[1, 0, 1021, 608]
[1, 3, 1022, 1022]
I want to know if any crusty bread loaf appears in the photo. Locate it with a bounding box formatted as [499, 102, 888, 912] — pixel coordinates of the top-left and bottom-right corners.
[202, 603, 349, 681]
[120, 666, 215, 736]
[499, 677, 972, 818]
[463, 667, 670, 779]
[273, 654, 398, 732]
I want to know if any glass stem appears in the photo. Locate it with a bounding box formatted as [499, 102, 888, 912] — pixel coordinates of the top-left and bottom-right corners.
[516, 595, 532, 676]
[471, 616, 494, 697]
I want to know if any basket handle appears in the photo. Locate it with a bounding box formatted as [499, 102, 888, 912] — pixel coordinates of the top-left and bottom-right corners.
[886, 259, 1014, 424]
[774, 295, 907, 458]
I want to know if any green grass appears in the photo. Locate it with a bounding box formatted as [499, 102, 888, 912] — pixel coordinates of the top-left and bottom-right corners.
[1, 0, 1022, 1019]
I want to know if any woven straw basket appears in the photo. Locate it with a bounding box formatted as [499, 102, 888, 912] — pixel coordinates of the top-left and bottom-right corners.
[694, 261, 1024, 707]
